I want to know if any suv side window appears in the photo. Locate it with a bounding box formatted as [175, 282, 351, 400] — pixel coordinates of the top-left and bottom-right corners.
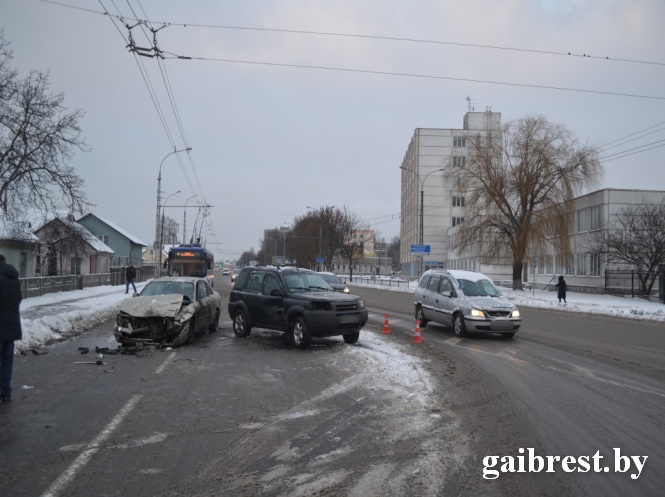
[426, 275, 441, 292]
[418, 275, 429, 288]
[234, 269, 251, 290]
[248, 272, 264, 293]
[263, 273, 281, 295]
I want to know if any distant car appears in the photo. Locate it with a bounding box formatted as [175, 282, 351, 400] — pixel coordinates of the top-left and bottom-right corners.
[228, 265, 368, 349]
[231, 268, 241, 282]
[222, 268, 230, 275]
[414, 269, 521, 338]
[318, 272, 350, 293]
[114, 276, 222, 347]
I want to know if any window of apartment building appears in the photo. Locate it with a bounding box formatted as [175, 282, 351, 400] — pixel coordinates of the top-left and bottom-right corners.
[555, 256, 565, 275]
[452, 217, 464, 227]
[590, 206, 601, 230]
[453, 137, 466, 147]
[452, 176, 465, 189]
[577, 209, 587, 232]
[452, 196, 465, 207]
[566, 259, 575, 275]
[590, 253, 601, 276]
[453, 156, 466, 167]
[70, 257, 81, 275]
[577, 254, 586, 276]
[546, 255, 554, 274]
[537, 259, 544, 275]
[98, 234, 109, 245]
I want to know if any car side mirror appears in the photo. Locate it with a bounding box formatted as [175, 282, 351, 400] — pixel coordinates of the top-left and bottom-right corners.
[270, 288, 283, 297]
[441, 290, 452, 298]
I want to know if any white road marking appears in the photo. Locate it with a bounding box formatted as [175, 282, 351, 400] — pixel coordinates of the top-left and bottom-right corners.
[40, 394, 143, 497]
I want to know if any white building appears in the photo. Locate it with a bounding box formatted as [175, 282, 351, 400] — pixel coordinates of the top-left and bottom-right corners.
[400, 110, 502, 277]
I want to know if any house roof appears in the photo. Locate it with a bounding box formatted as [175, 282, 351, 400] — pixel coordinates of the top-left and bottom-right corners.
[34, 216, 115, 254]
[0, 218, 40, 243]
[78, 213, 148, 247]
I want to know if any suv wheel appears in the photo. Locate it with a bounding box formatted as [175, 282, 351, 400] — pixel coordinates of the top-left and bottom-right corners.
[233, 309, 251, 337]
[343, 331, 360, 344]
[453, 314, 467, 338]
[290, 316, 312, 349]
[415, 306, 428, 327]
[209, 309, 220, 333]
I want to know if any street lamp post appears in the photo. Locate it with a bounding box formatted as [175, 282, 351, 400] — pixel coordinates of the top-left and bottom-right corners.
[282, 222, 293, 263]
[158, 190, 181, 277]
[155, 147, 191, 249]
[183, 195, 196, 244]
[400, 166, 444, 275]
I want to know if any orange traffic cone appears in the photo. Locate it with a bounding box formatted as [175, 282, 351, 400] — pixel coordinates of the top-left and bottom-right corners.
[382, 314, 391, 334]
[412, 320, 423, 344]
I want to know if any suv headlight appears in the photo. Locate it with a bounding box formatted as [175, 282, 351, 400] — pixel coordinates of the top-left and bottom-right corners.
[511, 309, 520, 318]
[470, 308, 486, 318]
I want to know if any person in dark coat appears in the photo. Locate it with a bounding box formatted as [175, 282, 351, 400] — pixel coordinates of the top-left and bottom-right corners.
[125, 264, 137, 294]
[556, 275, 567, 303]
[0, 254, 22, 402]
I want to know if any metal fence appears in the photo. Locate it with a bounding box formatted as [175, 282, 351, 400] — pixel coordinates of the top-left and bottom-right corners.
[20, 265, 156, 299]
[604, 268, 664, 303]
[347, 275, 413, 288]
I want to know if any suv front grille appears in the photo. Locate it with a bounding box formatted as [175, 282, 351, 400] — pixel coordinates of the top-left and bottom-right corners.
[335, 302, 359, 312]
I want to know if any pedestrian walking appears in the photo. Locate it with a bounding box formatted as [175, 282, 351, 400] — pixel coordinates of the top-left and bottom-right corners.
[125, 264, 137, 294]
[556, 275, 567, 304]
[0, 254, 22, 403]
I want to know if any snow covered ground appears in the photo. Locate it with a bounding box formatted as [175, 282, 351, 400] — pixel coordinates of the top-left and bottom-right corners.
[17, 278, 663, 354]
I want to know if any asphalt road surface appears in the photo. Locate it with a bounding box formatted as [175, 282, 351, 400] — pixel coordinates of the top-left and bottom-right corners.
[1, 277, 663, 496]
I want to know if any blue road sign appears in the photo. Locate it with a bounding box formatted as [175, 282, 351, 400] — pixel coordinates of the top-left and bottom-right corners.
[316, 257, 325, 263]
[410, 244, 431, 254]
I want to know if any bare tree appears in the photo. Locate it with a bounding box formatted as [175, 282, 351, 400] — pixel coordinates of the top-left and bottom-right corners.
[163, 216, 180, 245]
[455, 115, 602, 289]
[337, 206, 367, 280]
[592, 200, 665, 295]
[386, 235, 401, 272]
[0, 31, 89, 222]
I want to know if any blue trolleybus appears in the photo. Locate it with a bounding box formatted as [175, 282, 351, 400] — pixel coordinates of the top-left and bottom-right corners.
[167, 244, 215, 286]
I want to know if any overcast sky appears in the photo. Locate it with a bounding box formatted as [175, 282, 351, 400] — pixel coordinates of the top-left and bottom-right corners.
[3, 0, 664, 262]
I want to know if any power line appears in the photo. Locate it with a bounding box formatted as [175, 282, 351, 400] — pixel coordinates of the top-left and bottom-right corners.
[37, 0, 665, 67]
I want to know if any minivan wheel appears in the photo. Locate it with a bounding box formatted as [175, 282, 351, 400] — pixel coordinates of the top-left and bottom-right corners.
[290, 316, 312, 349]
[415, 307, 428, 327]
[453, 314, 467, 338]
[233, 309, 251, 337]
[186, 320, 196, 344]
[343, 331, 360, 344]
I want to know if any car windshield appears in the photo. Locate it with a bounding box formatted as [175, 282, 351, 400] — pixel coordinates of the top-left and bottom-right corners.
[456, 278, 502, 297]
[283, 272, 334, 292]
[140, 280, 195, 300]
[319, 273, 342, 285]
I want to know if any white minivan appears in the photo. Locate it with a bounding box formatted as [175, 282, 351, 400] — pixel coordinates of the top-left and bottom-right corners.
[414, 269, 521, 338]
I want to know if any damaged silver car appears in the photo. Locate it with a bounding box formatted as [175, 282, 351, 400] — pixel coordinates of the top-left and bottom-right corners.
[114, 276, 222, 347]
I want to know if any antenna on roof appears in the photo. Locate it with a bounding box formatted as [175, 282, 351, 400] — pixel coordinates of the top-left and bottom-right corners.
[466, 96, 475, 112]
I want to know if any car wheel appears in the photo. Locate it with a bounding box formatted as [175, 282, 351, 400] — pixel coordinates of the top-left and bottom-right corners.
[290, 316, 312, 349]
[453, 314, 467, 338]
[502, 332, 515, 339]
[415, 306, 428, 327]
[343, 331, 360, 344]
[233, 309, 251, 337]
[209, 309, 220, 333]
[186, 320, 196, 344]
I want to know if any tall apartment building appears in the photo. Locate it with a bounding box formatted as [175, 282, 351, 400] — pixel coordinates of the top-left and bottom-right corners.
[399, 110, 502, 277]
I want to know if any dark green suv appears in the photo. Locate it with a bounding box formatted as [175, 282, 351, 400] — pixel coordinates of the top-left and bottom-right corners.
[227, 265, 368, 349]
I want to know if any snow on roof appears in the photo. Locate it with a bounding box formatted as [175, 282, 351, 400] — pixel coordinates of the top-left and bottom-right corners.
[0, 217, 40, 242]
[79, 213, 147, 247]
[38, 216, 115, 254]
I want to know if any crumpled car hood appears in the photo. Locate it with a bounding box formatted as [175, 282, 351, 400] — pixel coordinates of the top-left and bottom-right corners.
[118, 294, 185, 318]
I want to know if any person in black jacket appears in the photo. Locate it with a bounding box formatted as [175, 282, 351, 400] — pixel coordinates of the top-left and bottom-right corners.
[125, 264, 137, 294]
[0, 254, 22, 403]
[556, 275, 567, 304]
